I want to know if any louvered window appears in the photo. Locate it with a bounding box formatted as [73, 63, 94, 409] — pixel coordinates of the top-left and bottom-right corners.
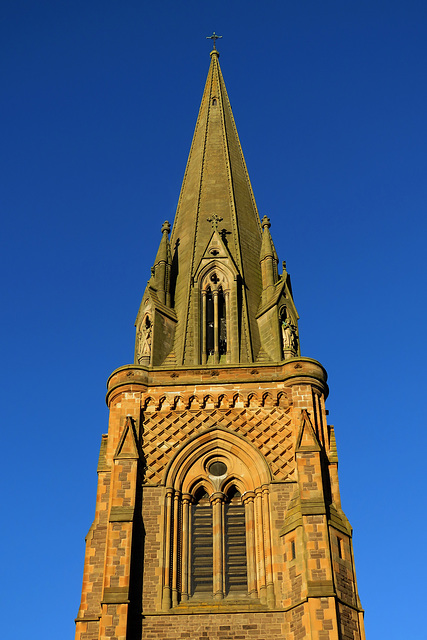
[162, 439, 275, 610]
[201, 274, 229, 364]
[225, 489, 247, 593]
[189, 486, 247, 598]
[191, 490, 213, 594]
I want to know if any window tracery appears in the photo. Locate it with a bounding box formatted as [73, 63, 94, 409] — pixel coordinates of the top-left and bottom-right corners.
[200, 268, 231, 364]
[161, 430, 275, 609]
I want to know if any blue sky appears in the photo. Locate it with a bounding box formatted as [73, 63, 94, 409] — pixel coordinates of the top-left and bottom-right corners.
[1, 1, 426, 638]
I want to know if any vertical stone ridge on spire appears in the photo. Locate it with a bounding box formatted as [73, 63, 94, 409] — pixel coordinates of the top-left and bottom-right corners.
[170, 49, 263, 365]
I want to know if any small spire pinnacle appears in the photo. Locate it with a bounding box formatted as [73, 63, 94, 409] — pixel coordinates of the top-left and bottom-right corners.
[161, 221, 171, 235]
[261, 215, 271, 230]
[206, 32, 222, 51]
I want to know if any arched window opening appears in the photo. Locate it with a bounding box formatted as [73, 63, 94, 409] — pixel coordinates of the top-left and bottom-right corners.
[224, 487, 247, 594]
[201, 272, 229, 364]
[206, 288, 214, 356]
[212, 97, 217, 106]
[162, 434, 275, 609]
[191, 489, 213, 595]
[218, 288, 227, 355]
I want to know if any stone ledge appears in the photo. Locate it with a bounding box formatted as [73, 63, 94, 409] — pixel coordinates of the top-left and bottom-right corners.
[307, 580, 335, 597]
[109, 506, 134, 522]
[102, 586, 130, 604]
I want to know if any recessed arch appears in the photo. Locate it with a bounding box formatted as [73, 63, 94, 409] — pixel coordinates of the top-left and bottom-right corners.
[163, 426, 272, 491]
[199, 261, 234, 292]
[161, 427, 275, 608]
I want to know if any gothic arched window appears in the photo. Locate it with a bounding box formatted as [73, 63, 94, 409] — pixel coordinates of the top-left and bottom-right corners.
[201, 270, 230, 364]
[161, 431, 275, 610]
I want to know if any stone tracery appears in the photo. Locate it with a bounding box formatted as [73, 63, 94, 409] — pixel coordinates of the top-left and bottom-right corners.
[161, 429, 276, 609]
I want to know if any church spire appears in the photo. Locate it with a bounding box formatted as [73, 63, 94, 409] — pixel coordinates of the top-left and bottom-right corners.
[169, 48, 264, 365]
[135, 50, 299, 366]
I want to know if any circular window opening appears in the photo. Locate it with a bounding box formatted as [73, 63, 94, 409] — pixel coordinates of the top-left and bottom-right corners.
[208, 461, 227, 477]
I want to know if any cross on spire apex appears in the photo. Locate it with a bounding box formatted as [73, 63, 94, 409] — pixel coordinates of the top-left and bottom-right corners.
[206, 32, 222, 50]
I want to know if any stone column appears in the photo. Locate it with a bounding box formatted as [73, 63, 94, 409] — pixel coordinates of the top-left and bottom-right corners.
[243, 491, 257, 598]
[211, 491, 224, 600]
[162, 487, 173, 610]
[201, 292, 207, 365]
[262, 486, 275, 606]
[213, 289, 219, 364]
[180, 494, 191, 601]
[225, 290, 231, 362]
[254, 488, 267, 603]
[171, 491, 181, 607]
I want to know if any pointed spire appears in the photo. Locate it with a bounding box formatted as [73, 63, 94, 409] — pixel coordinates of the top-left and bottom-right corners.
[135, 49, 300, 368]
[169, 50, 263, 364]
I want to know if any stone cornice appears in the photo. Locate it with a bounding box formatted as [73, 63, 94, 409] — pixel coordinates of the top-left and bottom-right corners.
[106, 357, 328, 405]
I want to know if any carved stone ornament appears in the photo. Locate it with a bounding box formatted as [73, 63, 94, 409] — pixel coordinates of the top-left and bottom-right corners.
[138, 313, 153, 364]
[280, 307, 298, 357]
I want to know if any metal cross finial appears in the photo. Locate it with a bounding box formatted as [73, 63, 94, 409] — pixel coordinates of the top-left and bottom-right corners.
[207, 214, 223, 230]
[206, 32, 222, 50]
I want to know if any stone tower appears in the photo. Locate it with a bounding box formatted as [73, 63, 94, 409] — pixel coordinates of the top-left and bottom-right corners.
[75, 48, 365, 640]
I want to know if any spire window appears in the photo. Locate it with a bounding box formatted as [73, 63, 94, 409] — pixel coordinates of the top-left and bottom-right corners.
[201, 270, 230, 364]
[206, 288, 214, 355]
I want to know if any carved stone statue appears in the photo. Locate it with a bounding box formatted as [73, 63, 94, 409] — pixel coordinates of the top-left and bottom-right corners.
[138, 315, 152, 362]
[281, 319, 291, 349]
[280, 309, 298, 357]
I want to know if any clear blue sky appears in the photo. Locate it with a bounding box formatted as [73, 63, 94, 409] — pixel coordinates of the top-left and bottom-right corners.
[1, 1, 426, 638]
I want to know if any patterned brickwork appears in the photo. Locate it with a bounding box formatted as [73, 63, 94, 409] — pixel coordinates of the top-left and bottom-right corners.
[305, 515, 332, 585]
[76, 472, 110, 633]
[287, 603, 308, 639]
[141, 486, 163, 612]
[331, 534, 357, 607]
[308, 597, 340, 638]
[98, 603, 128, 640]
[142, 611, 289, 639]
[142, 407, 294, 484]
[76, 620, 99, 640]
[337, 603, 362, 640]
[269, 483, 295, 604]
